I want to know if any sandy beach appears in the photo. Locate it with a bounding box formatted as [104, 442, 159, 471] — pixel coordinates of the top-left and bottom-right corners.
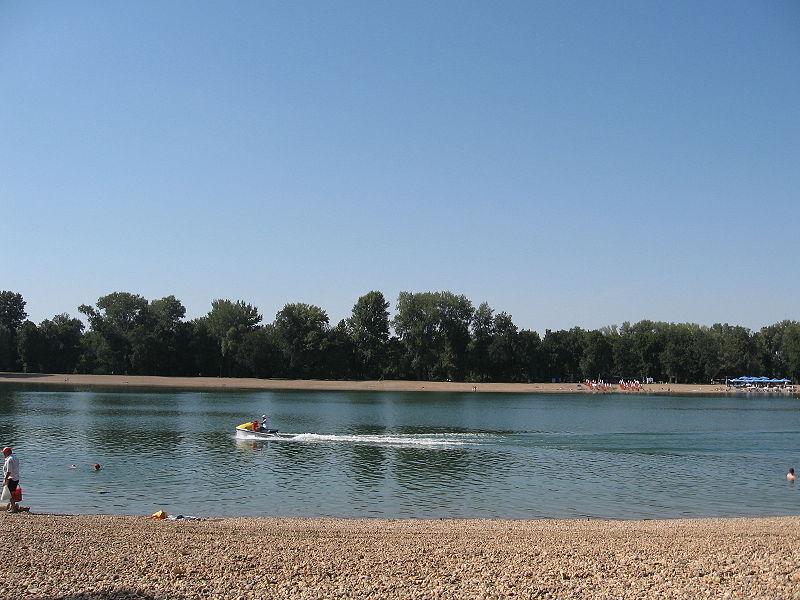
[1, 513, 798, 599]
[0, 372, 744, 395]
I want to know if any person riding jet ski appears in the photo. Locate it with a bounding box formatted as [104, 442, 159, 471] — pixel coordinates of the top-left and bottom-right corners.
[259, 415, 278, 433]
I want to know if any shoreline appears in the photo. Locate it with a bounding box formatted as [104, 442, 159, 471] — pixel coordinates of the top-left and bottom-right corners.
[2, 513, 798, 599]
[0, 371, 767, 395]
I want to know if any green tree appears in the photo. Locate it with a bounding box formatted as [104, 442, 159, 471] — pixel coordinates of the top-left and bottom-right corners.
[468, 302, 495, 381]
[714, 324, 757, 378]
[758, 321, 800, 381]
[130, 296, 190, 375]
[347, 291, 390, 379]
[514, 329, 542, 382]
[437, 292, 475, 380]
[541, 328, 585, 382]
[579, 330, 613, 381]
[204, 299, 262, 376]
[694, 325, 722, 382]
[382, 336, 408, 380]
[393, 292, 439, 380]
[79, 292, 149, 374]
[273, 303, 330, 378]
[607, 324, 637, 378]
[236, 324, 283, 378]
[38, 314, 85, 374]
[17, 321, 44, 373]
[187, 319, 220, 377]
[393, 291, 474, 381]
[487, 312, 518, 381]
[628, 320, 667, 381]
[326, 320, 356, 380]
[76, 330, 107, 374]
[659, 323, 702, 383]
[781, 323, 800, 383]
[0, 291, 27, 370]
[0, 291, 27, 332]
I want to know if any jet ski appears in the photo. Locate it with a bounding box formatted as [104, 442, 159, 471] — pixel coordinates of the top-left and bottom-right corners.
[236, 421, 279, 436]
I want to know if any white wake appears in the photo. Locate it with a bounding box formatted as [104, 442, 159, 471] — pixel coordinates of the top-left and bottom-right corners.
[235, 431, 484, 447]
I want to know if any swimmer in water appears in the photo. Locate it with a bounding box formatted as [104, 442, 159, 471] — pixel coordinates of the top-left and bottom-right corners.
[788, 468, 797, 481]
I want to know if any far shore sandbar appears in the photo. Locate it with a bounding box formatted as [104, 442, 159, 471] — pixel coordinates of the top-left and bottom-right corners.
[0, 372, 753, 395]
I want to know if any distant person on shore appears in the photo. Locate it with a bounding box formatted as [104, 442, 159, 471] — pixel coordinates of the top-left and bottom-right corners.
[3, 447, 20, 513]
[788, 468, 796, 481]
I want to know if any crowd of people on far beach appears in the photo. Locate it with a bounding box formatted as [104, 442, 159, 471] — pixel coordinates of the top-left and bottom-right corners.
[582, 379, 650, 392]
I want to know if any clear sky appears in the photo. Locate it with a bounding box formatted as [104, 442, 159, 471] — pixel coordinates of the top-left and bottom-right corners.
[1, 1, 798, 334]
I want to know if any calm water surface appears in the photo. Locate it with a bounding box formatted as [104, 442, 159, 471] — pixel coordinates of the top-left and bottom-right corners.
[1, 385, 798, 519]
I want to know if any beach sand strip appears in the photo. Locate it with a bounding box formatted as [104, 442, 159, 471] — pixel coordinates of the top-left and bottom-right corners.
[0, 372, 743, 395]
[1, 513, 799, 599]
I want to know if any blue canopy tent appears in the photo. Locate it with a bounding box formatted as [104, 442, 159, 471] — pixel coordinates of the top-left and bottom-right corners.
[729, 376, 792, 386]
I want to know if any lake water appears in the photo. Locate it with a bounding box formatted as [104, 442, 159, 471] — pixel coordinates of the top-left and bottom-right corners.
[0, 385, 798, 519]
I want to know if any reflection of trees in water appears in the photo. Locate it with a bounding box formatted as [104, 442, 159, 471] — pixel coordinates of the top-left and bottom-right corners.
[392, 445, 529, 494]
[79, 390, 183, 452]
[340, 443, 389, 487]
[329, 424, 391, 489]
[396, 424, 475, 435]
[268, 440, 330, 478]
[392, 448, 474, 488]
[89, 426, 183, 453]
[0, 387, 22, 442]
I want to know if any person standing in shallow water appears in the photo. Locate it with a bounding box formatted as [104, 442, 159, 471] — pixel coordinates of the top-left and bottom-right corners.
[788, 468, 797, 481]
[3, 447, 20, 513]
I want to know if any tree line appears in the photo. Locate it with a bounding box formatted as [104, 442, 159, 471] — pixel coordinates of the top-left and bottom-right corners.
[1, 289, 798, 384]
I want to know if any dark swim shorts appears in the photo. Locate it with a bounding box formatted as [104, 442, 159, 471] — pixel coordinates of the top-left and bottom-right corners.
[6, 480, 18, 492]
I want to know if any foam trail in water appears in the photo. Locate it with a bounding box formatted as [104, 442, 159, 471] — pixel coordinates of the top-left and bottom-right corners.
[235, 432, 484, 446]
[290, 433, 467, 446]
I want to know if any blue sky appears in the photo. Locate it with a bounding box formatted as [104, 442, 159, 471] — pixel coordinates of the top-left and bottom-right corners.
[1, 1, 798, 334]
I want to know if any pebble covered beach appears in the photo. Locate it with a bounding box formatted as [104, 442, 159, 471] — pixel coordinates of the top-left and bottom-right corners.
[2, 513, 799, 599]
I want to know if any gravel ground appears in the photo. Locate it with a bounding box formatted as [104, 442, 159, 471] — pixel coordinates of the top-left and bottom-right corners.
[2, 514, 799, 599]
